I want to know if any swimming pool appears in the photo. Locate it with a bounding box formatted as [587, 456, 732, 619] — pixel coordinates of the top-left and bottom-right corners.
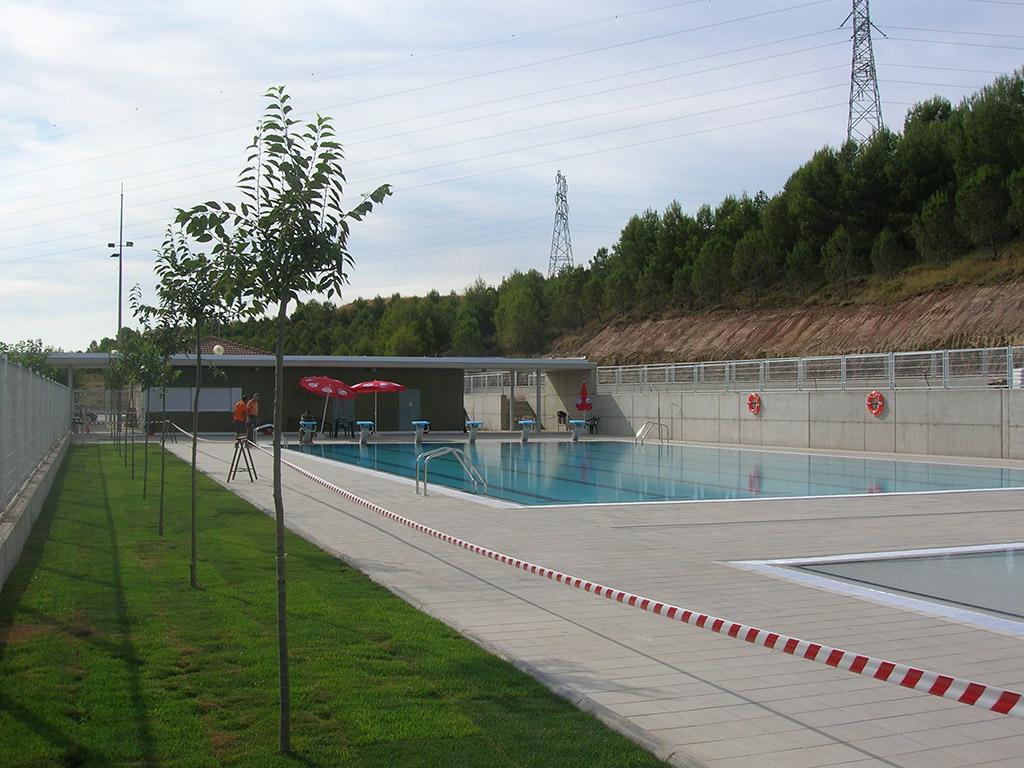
[290, 440, 1024, 506]
[733, 544, 1024, 635]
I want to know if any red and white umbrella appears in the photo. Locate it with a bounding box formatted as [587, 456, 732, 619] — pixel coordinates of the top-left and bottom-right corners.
[299, 375, 355, 430]
[575, 381, 593, 412]
[350, 379, 406, 427]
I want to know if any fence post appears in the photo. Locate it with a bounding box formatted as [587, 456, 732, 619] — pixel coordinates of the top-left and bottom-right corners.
[1007, 347, 1014, 389]
[797, 358, 804, 391]
[942, 350, 950, 389]
[840, 356, 847, 390]
[0, 358, 7, 507]
[888, 352, 896, 390]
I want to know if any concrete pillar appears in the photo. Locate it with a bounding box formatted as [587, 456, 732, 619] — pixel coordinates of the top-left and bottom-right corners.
[509, 370, 515, 431]
[534, 368, 542, 432]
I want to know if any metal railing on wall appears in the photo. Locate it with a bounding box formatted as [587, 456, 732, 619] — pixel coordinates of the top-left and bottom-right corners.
[463, 346, 1024, 394]
[0, 357, 71, 513]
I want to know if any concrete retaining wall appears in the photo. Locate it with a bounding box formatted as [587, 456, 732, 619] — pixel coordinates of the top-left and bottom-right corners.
[598, 388, 1020, 459]
[465, 386, 1024, 459]
[0, 434, 69, 592]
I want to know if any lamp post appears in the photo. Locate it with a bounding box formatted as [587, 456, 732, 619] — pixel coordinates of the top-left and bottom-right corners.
[108, 183, 134, 337]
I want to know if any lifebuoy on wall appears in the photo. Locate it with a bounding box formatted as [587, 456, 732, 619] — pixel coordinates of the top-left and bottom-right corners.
[866, 389, 885, 416]
[747, 392, 762, 415]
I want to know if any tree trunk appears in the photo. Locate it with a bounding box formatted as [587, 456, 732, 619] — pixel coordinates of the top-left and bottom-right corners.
[191, 324, 201, 588]
[130, 394, 136, 481]
[159, 386, 167, 537]
[143, 423, 149, 498]
[273, 297, 291, 753]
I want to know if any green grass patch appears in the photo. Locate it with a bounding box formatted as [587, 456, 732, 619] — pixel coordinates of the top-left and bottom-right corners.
[0, 446, 665, 767]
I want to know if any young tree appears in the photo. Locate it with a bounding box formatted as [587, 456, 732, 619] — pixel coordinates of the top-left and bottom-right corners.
[911, 190, 962, 265]
[0, 339, 64, 379]
[730, 229, 778, 301]
[956, 164, 1012, 259]
[1007, 167, 1024, 233]
[822, 225, 857, 299]
[870, 227, 915, 278]
[495, 269, 548, 353]
[138, 228, 240, 587]
[177, 87, 390, 753]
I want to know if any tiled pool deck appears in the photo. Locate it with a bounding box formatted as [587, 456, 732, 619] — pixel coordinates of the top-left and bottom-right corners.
[171, 437, 1024, 767]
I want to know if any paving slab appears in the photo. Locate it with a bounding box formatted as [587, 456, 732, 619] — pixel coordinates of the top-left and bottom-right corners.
[169, 437, 1024, 767]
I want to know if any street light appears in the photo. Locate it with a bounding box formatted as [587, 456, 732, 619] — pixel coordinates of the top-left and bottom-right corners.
[107, 182, 134, 338]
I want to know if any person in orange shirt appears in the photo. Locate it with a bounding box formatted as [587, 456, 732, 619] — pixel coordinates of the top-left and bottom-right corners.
[232, 394, 249, 437]
[246, 393, 260, 439]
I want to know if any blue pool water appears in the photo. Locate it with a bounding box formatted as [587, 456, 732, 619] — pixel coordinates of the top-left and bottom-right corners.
[290, 440, 1024, 506]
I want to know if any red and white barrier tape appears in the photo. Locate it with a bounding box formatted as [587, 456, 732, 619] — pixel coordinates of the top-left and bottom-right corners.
[241, 440, 1022, 718]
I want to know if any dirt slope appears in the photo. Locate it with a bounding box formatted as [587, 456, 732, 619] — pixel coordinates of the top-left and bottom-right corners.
[553, 282, 1024, 364]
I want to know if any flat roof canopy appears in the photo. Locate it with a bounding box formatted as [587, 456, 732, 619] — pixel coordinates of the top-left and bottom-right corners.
[47, 352, 595, 373]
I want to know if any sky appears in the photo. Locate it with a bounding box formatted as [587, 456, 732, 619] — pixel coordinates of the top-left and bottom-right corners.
[1, 0, 1022, 351]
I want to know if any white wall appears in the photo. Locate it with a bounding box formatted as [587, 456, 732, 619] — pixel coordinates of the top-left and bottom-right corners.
[466, 384, 1024, 459]
[598, 388, 1019, 459]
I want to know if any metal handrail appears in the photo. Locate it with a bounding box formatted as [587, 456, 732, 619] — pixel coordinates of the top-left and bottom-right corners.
[415, 447, 487, 497]
[635, 421, 670, 445]
[465, 345, 1024, 394]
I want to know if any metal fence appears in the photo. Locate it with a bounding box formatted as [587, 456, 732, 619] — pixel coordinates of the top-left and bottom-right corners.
[1, 357, 71, 513]
[464, 346, 1024, 394]
[464, 370, 544, 394]
[593, 347, 1024, 392]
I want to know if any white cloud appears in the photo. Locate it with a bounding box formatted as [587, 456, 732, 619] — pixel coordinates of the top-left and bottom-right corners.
[0, 0, 1021, 349]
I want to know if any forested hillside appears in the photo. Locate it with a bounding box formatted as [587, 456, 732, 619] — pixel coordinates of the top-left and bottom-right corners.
[214, 70, 1024, 361]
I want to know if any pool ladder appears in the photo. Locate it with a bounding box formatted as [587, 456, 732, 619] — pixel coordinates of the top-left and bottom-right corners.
[635, 421, 671, 445]
[416, 447, 487, 497]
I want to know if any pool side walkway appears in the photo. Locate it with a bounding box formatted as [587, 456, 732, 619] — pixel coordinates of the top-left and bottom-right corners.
[169, 437, 1024, 768]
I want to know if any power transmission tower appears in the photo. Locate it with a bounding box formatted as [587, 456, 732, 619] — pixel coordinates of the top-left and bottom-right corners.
[843, 0, 884, 145]
[548, 170, 574, 277]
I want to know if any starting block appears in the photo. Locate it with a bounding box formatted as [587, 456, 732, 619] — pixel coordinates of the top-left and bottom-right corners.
[518, 418, 535, 443]
[465, 420, 482, 443]
[356, 420, 375, 445]
[411, 420, 430, 445]
[568, 418, 587, 442]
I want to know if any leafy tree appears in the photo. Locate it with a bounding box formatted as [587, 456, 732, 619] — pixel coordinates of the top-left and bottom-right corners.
[785, 147, 849, 259]
[127, 296, 183, 524]
[821, 225, 858, 299]
[602, 210, 659, 315]
[0, 338, 64, 379]
[379, 297, 432, 355]
[911, 190, 962, 264]
[785, 240, 820, 286]
[845, 129, 901, 249]
[177, 86, 390, 753]
[1008, 167, 1024, 233]
[658, 201, 702, 307]
[892, 96, 955, 214]
[956, 164, 1012, 258]
[871, 227, 915, 278]
[951, 71, 1024, 180]
[450, 301, 485, 355]
[691, 234, 733, 304]
[137, 227, 241, 589]
[730, 229, 778, 300]
[580, 248, 609, 321]
[544, 264, 587, 332]
[495, 270, 548, 353]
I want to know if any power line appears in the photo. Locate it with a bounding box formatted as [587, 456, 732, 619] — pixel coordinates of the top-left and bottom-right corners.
[0, 31, 848, 213]
[0, 0, 712, 153]
[0, 0, 836, 182]
[0, 98, 844, 269]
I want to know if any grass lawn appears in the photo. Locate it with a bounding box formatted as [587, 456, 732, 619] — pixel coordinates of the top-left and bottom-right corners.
[0, 445, 666, 767]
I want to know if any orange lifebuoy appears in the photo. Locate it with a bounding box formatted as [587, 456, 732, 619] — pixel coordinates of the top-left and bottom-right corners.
[866, 390, 885, 416]
[747, 392, 762, 415]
